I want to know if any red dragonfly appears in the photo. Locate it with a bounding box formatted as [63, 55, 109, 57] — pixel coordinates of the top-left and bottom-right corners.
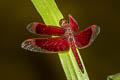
[21, 15, 100, 73]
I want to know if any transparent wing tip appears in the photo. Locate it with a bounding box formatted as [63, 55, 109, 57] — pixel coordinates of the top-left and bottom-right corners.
[68, 14, 72, 17]
[94, 25, 100, 35]
[21, 39, 33, 50]
[92, 25, 100, 41]
[21, 39, 43, 52]
[26, 22, 34, 33]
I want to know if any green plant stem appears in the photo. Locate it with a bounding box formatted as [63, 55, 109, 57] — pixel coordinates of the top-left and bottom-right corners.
[31, 0, 89, 80]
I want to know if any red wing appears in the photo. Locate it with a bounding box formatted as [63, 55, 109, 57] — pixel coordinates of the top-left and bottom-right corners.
[74, 25, 100, 49]
[27, 22, 65, 35]
[21, 37, 69, 53]
[69, 14, 79, 32]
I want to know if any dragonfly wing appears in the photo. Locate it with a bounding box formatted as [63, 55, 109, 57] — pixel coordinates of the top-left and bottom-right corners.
[74, 25, 100, 49]
[27, 22, 65, 35]
[21, 37, 69, 53]
[69, 14, 79, 32]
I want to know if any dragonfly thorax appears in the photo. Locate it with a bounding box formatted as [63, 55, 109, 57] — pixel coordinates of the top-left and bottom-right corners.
[64, 27, 75, 42]
[59, 18, 75, 42]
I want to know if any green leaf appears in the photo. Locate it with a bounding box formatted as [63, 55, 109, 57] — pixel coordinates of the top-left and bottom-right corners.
[31, 0, 89, 80]
[107, 73, 120, 80]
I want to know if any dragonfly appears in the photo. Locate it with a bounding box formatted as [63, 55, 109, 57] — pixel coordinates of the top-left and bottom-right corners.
[21, 15, 100, 73]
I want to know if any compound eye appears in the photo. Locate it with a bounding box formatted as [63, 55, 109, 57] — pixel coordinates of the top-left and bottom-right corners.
[59, 18, 68, 26]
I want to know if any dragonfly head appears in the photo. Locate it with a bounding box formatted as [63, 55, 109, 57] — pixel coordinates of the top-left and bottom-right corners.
[59, 18, 69, 29]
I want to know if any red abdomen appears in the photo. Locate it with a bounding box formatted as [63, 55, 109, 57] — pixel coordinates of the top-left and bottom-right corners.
[70, 41, 84, 73]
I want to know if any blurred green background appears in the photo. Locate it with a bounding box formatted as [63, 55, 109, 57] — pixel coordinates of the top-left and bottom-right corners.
[0, 0, 120, 80]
